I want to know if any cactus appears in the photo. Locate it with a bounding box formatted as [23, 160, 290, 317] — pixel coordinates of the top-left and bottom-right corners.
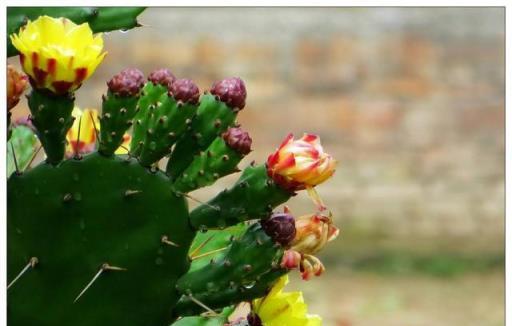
[7, 10, 339, 326]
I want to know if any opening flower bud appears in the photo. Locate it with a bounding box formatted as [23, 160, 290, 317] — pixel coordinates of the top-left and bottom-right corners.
[107, 68, 145, 97]
[222, 127, 252, 155]
[7, 65, 28, 110]
[210, 77, 247, 110]
[147, 68, 176, 90]
[10, 16, 106, 94]
[261, 211, 296, 247]
[169, 78, 200, 104]
[266, 133, 336, 192]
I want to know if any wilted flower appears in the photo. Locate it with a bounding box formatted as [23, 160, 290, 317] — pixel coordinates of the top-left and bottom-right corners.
[291, 211, 339, 255]
[251, 275, 322, 326]
[266, 133, 336, 192]
[10, 16, 106, 94]
[7, 65, 28, 110]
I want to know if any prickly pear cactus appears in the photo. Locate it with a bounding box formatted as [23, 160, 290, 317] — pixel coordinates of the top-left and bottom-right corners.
[7, 9, 339, 326]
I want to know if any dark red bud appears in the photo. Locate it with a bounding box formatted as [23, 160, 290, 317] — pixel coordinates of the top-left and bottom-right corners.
[169, 79, 200, 104]
[107, 68, 145, 97]
[261, 212, 296, 247]
[210, 77, 247, 110]
[147, 68, 176, 90]
[222, 127, 252, 155]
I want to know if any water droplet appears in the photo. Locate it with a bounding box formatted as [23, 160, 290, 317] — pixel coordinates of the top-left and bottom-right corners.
[242, 280, 256, 289]
[74, 192, 82, 201]
[79, 218, 85, 230]
[155, 257, 164, 265]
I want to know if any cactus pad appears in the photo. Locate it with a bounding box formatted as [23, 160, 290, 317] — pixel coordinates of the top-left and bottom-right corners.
[7, 153, 194, 326]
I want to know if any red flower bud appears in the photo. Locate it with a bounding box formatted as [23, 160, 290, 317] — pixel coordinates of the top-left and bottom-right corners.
[210, 77, 247, 110]
[222, 127, 252, 155]
[107, 68, 145, 97]
[7, 65, 28, 110]
[169, 78, 200, 104]
[147, 68, 176, 90]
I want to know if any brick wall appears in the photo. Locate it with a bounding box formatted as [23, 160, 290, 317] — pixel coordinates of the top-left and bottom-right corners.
[9, 7, 505, 250]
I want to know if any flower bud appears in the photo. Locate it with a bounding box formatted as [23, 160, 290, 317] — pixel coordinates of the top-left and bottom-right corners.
[261, 211, 296, 247]
[107, 68, 145, 97]
[222, 127, 252, 155]
[280, 249, 302, 269]
[7, 65, 28, 110]
[210, 77, 247, 110]
[291, 212, 339, 255]
[147, 68, 176, 89]
[169, 78, 200, 104]
[300, 255, 325, 281]
[266, 133, 336, 191]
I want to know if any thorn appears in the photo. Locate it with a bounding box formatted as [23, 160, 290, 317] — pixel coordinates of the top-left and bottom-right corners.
[10, 143, 20, 175]
[214, 119, 221, 128]
[190, 247, 228, 261]
[58, 117, 65, 124]
[158, 117, 166, 124]
[25, 145, 42, 171]
[104, 113, 111, 119]
[38, 104, 44, 111]
[194, 133, 202, 140]
[243, 264, 252, 272]
[250, 160, 256, 166]
[126, 120, 133, 127]
[212, 173, 220, 179]
[187, 294, 218, 316]
[111, 131, 116, 137]
[239, 181, 249, 188]
[74, 116, 82, 159]
[185, 118, 192, 125]
[222, 155, 229, 161]
[74, 263, 126, 302]
[198, 170, 205, 176]
[89, 111, 100, 146]
[7, 257, 38, 290]
[147, 129, 154, 135]
[190, 234, 216, 257]
[176, 100, 183, 108]
[120, 108, 127, 115]
[161, 235, 180, 247]
[63, 193, 73, 202]
[174, 191, 220, 212]
[124, 189, 142, 197]
[168, 132, 176, 138]
[136, 119, 142, 125]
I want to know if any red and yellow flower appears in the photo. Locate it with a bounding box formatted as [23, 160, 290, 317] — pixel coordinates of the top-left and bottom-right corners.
[66, 107, 131, 157]
[266, 133, 336, 192]
[10, 16, 106, 94]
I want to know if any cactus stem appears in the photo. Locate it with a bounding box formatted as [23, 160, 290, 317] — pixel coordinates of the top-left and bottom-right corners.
[187, 294, 218, 316]
[25, 145, 43, 171]
[7, 257, 38, 290]
[73, 263, 126, 303]
[190, 247, 228, 261]
[124, 189, 142, 197]
[161, 235, 180, 247]
[189, 234, 216, 257]
[10, 143, 20, 175]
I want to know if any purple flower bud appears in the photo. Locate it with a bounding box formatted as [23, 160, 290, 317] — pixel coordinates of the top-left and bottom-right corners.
[147, 68, 176, 90]
[261, 212, 296, 247]
[222, 127, 252, 155]
[107, 68, 145, 97]
[169, 79, 200, 104]
[210, 77, 247, 110]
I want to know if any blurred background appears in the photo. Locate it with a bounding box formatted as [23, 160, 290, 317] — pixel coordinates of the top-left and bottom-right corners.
[8, 7, 505, 326]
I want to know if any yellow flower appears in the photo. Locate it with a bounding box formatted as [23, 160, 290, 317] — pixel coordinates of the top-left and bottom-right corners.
[65, 107, 131, 157]
[66, 107, 99, 157]
[266, 133, 336, 192]
[252, 275, 322, 326]
[10, 16, 106, 94]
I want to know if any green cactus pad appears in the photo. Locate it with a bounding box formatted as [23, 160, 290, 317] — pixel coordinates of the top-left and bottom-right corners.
[166, 94, 238, 180]
[27, 88, 74, 165]
[98, 90, 139, 156]
[8, 153, 194, 326]
[175, 223, 284, 316]
[189, 165, 292, 229]
[173, 137, 244, 193]
[131, 82, 169, 156]
[138, 95, 198, 166]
